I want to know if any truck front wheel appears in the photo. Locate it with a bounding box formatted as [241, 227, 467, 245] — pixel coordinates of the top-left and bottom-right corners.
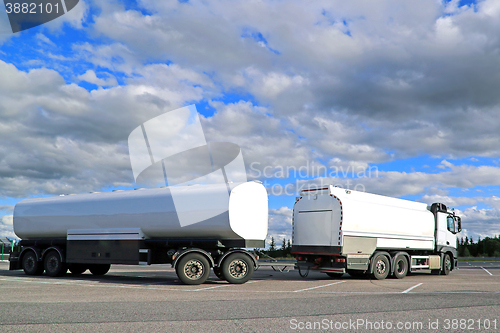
[372, 254, 390, 280]
[221, 253, 254, 284]
[176, 253, 210, 285]
[44, 250, 67, 277]
[441, 254, 452, 275]
[22, 250, 44, 276]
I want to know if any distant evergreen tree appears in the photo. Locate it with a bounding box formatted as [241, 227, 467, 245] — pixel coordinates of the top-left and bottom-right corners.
[269, 237, 276, 251]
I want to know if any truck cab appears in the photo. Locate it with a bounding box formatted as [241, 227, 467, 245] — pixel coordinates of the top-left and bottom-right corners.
[432, 203, 461, 268]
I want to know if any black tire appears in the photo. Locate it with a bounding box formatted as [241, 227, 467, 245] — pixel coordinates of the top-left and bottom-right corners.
[326, 272, 343, 278]
[44, 250, 67, 277]
[393, 255, 408, 279]
[372, 254, 390, 280]
[213, 267, 226, 281]
[89, 264, 111, 276]
[176, 253, 210, 285]
[68, 264, 87, 275]
[441, 254, 452, 275]
[22, 250, 44, 276]
[221, 253, 255, 284]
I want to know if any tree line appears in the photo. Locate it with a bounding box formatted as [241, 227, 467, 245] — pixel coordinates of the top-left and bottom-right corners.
[458, 236, 500, 257]
[255, 237, 293, 258]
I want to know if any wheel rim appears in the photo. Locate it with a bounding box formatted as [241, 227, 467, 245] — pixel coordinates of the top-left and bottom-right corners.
[229, 259, 248, 279]
[184, 259, 204, 280]
[376, 259, 387, 275]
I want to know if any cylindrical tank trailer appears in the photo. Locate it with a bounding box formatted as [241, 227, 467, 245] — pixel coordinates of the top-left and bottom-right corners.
[10, 181, 268, 285]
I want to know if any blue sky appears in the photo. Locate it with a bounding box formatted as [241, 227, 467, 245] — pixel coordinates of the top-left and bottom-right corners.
[1, 0, 500, 245]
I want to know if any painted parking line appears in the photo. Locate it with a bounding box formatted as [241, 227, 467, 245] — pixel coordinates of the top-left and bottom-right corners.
[192, 284, 235, 291]
[293, 280, 346, 292]
[0, 277, 188, 291]
[193, 279, 266, 290]
[402, 283, 423, 294]
[481, 267, 493, 276]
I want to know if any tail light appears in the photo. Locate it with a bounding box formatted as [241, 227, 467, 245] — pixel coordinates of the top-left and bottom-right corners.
[335, 258, 346, 263]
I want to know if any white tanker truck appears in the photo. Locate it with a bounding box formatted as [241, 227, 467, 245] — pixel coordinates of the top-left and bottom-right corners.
[9, 181, 267, 285]
[292, 186, 462, 279]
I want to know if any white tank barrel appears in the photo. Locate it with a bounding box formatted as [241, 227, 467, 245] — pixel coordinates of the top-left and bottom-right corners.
[13, 181, 268, 242]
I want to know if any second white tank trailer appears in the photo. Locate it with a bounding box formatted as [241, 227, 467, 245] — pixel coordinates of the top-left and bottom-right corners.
[292, 186, 461, 280]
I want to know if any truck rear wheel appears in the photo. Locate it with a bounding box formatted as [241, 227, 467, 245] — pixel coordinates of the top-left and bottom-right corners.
[22, 250, 44, 276]
[441, 254, 451, 275]
[373, 254, 390, 280]
[89, 264, 111, 276]
[221, 253, 254, 284]
[176, 253, 210, 285]
[393, 255, 408, 279]
[44, 250, 67, 277]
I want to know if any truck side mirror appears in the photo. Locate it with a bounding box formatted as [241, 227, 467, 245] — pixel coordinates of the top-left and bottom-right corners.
[456, 217, 462, 232]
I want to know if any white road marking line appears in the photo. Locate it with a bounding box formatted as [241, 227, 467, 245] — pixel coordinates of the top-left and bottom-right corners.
[402, 283, 423, 294]
[481, 267, 493, 276]
[0, 277, 186, 291]
[192, 284, 233, 291]
[293, 280, 346, 292]
[192, 278, 266, 291]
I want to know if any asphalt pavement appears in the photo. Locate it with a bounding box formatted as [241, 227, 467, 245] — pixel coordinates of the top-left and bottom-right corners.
[0, 261, 498, 332]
